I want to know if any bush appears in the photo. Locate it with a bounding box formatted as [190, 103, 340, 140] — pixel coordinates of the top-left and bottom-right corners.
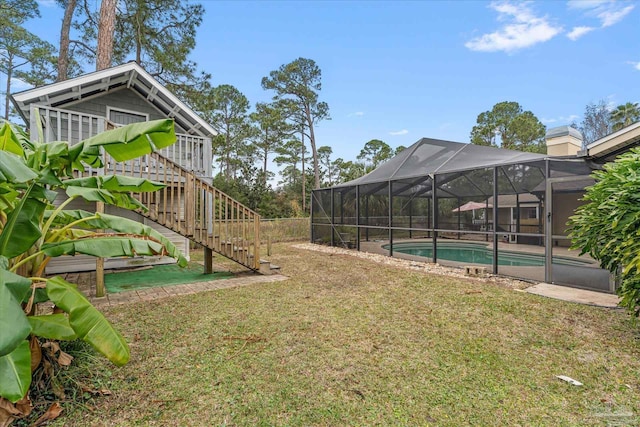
[569, 147, 640, 315]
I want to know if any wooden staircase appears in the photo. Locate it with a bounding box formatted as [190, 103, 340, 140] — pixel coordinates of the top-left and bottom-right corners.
[103, 151, 262, 272]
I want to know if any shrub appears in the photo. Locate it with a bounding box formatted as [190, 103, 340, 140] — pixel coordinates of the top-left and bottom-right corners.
[569, 147, 640, 315]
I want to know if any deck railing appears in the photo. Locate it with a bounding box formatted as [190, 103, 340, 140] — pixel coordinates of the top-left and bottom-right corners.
[30, 104, 212, 178]
[29, 104, 260, 271]
[104, 151, 261, 270]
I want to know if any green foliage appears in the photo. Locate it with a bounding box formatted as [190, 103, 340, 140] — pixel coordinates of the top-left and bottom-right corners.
[610, 102, 640, 132]
[262, 57, 330, 189]
[470, 101, 546, 153]
[0, 118, 186, 403]
[251, 101, 294, 183]
[0, 0, 56, 119]
[334, 158, 366, 184]
[73, 0, 208, 97]
[194, 84, 252, 179]
[0, 340, 31, 402]
[46, 276, 129, 366]
[569, 147, 640, 315]
[357, 139, 393, 171]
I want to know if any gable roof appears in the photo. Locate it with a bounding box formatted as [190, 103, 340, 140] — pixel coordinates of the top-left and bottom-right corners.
[585, 121, 640, 161]
[10, 62, 216, 138]
[337, 138, 546, 188]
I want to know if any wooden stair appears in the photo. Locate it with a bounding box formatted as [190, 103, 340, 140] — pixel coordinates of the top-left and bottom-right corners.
[103, 151, 262, 272]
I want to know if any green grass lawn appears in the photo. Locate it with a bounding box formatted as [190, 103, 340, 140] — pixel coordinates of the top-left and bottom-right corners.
[56, 243, 639, 426]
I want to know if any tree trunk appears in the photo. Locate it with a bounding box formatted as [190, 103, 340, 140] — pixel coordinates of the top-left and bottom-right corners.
[301, 126, 306, 212]
[305, 105, 320, 189]
[4, 59, 12, 120]
[96, 0, 117, 70]
[57, 0, 76, 82]
[224, 124, 231, 179]
[263, 147, 268, 186]
[135, 7, 142, 64]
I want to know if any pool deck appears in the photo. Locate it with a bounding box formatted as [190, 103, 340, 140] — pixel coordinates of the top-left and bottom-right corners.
[523, 283, 620, 308]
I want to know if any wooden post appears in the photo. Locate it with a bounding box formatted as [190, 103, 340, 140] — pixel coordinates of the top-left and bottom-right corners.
[204, 247, 213, 274]
[254, 215, 260, 270]
[96, 201, 105, 297]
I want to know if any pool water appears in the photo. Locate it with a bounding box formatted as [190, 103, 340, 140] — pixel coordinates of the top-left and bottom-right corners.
[383, 242, 593, 267]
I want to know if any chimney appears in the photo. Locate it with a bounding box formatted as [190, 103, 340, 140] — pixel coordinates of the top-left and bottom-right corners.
[545, 126, 583, 156]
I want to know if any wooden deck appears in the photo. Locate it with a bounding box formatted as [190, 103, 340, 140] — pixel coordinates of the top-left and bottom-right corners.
[34, 104, 263, 279]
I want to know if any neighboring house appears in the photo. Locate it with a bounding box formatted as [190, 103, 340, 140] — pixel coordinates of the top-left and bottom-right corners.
[10, 62, 260, 275]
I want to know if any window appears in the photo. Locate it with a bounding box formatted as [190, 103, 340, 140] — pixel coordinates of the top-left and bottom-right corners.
[513, 207, 538, 220]
[107, 107, 148, 125]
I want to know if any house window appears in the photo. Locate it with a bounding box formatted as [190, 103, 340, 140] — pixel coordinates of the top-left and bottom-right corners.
[107, 107, 148, 125]
[512, 207, 539, 220]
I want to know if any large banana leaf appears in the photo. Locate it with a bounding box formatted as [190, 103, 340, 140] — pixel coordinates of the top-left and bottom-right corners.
[0, 341, 31, 402]
[45, 210, 188, 267]
[42, 236, 168, 259]
[81, 119, 176, 162]
[0, 268, 32, 357]
[28, 314, 77, 341]
[65, 186, 146, 211]
[67, 141, 103, 172]
[0, 121, 27, 156]
[62, 175, 165, 193]
[0, 151, 38, 183]
[46, 277, 129, 366]
[0, 186, 46, 259]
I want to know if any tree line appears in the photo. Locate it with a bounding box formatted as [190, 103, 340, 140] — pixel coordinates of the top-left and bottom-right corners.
[2, 0, 640, 218]
[469, 100, 640, 153]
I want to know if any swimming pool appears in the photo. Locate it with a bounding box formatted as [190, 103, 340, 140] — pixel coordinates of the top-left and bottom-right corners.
[382, 242, 593, 267]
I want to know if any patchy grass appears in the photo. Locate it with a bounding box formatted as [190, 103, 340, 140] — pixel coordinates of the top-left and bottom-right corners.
[260, 218, 309, 243]
[56, 243, 639, 426]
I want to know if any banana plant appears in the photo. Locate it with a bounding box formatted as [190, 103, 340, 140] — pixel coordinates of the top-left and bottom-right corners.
[0, 119, 186, 405]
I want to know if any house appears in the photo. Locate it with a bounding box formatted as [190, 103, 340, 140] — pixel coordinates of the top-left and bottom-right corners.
[311, 123, 640, 293]
[10, 62, 261, 278]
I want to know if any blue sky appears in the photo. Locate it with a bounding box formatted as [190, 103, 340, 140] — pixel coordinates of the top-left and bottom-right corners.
[26, 0, 640, 163]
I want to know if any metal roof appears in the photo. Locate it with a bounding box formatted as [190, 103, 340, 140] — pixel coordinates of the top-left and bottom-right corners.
[336, 138, 547, 188]
[10, 62, 216, 138]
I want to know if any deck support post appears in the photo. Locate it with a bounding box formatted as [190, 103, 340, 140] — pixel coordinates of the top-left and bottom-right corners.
[432, 174, 438, 263]
[96, 201, 105, 297]
[492, 167, 499, 275]
[204, 247, 213, 274]
[388, 181, 393, 257]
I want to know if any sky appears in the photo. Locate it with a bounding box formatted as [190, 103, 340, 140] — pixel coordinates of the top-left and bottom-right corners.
[23, 0, 640, 164]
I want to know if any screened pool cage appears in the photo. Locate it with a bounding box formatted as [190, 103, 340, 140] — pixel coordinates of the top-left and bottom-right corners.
[311, 138, 614, 293]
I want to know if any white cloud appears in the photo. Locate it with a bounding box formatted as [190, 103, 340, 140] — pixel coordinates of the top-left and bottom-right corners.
[600, 5, 634, 27]
[389, 129, 409, 136]
[36, 0, 56, 7]
[465, 2, 562, 53]
[567, 26, 595, 40]
[628, 61, 640, 71]
[348, 111, 364, 117]
[568, 0, 635, 28]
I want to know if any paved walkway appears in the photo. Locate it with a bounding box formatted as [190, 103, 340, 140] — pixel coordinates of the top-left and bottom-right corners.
[89, 274, 289, 308]
[524, 283, 620, 308]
